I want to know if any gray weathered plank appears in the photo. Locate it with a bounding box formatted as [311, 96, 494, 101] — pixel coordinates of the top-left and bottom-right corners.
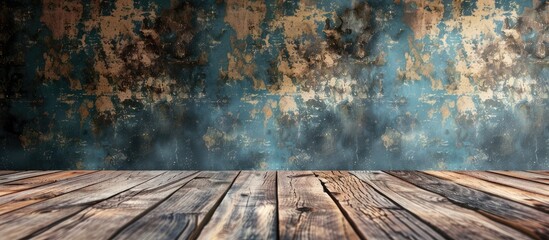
[112, 171, 239, 240]
[424, 171, 549, 213]
[489, 171, 549, 185]
[351, 171, 528, 240]
[0, 171, 163, 239]
[0, 170, 95, 197]
[390, 171, 549, 239]
[32, 171, 198, 240]
[0, 171, 59, 184]
[197, 171, 277, 240]
[278, 171, 359, 240]
[461, 171, 549, 196]
[0, 171, 120, 215]
[315, 171, 444, 240]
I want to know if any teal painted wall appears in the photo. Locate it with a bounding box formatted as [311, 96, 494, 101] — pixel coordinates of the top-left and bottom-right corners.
[0, 0, 547, 169]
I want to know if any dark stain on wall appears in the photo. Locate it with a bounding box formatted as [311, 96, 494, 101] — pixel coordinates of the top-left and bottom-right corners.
[0, 0, 547, 170]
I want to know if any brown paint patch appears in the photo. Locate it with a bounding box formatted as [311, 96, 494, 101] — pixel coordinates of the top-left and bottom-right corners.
[279, 96, 298, 114]
[40, 0, 83, 39]
[403, 0, 444, 39]
[381, 128, 401, 151]
[440, 104, 451, 124]
[95, 96, 115, 114]
[456, 96, 476, 114]
[224, 0, 266, 40]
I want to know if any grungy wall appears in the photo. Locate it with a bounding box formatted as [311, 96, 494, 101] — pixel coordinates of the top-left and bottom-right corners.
[0, 0, 547, 170]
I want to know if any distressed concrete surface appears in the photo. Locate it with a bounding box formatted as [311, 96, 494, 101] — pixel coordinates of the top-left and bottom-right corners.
[0, 0, 547, 170]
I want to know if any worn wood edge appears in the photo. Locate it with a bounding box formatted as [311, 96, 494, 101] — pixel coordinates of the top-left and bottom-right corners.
[184, 171, 242, 240]
[174, 171, 241, 239]
[488, 171, 549, 185]
[314, 171, 450, 239]
[277, 171, 360, 240]
[423, 171, 549, 213]
[23, 171, 168, 239]
[109, 171, 241, 240]
[196, 171, 277, 240]
[351, 171, 529, 239]
[32, 171, 200, 240]
[0, 171, 98, 197]
[0, 171, 61, 184]
[105, 171, 202, 239]
[388, 171, 549, 239]
[313, 171, 367, 240]
[460, 171, 549, 197]
[0, 171, 18, 177]
[527, 171, 549, 176]
[0, 171, 121, 216]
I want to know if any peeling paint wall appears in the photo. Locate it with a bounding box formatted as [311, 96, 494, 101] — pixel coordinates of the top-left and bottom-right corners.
[0, 0, 547, 170]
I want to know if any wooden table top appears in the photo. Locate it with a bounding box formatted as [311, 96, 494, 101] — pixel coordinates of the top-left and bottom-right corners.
[0, 170, 547, 239]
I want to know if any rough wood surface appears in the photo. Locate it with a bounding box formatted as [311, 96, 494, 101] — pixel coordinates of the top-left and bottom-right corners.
[351, 171, 528, 240]
[461, 171, 549, 196]
[0, 171, 94, 197]
[33, 171, 198, 240]
[0, 171, 119, 215]
[424, 171, 549, 213]
[0, 170, 546, 239]
[489, 171, 549, 185]
[197, 171, 277, 240]
[0, 171, 163, 239]
[112, 171, 239, 240]
[315, 171, 444, 240]
[529, 171, 549, 175]
[0, 171, 59, 184]
[390, 171, 549, 239]
[0, 171, 17, 176]
[278, 171, 359, 240]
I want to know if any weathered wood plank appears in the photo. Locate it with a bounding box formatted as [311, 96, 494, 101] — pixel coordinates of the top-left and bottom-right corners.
[278, 171, 359, 240]
[424, 171, 549, 213]
[315, 171, 444, 240]
[461, 171, 549, 196]
[0, 171, 18, 176]
[0, 171, 163, 239]
[197, 171, 277, 240]
[489, 171, 549, 185]
[32, 171, 198, 240]
[390, 171, 549, 239]
[351, 171, 528, 240]
[0, 171, 60, 184]
[0, 170, 95, 197]
[0, 171, 120, 215]
[112, 171, 239, 240]
[528, 171, 549, 175]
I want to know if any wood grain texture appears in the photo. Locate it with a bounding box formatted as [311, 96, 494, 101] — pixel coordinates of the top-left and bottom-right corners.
[0, 171, 94, 197]
[351, 171, 528, 240]
[390, 171, 549, 239]
[277, 171, 359, 240]
[315, 171, 444, 240]
[461, 171, 549, 196]
[0, 171, 163, 239]
[424, 171, 549, 213]
[0, 171, 120, 215]
[112, 171, 239, 240]
[528, 171, 549, 175]
[0, 171, 59, 184]
[0, 171, 18, 176]
[197, 171, 277, 240]
[32, 171, 198, 240]
[489, 171, 549, 185]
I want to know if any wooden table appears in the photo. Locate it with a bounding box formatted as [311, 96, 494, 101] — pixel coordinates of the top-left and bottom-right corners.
[0, 170, 547, 239]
